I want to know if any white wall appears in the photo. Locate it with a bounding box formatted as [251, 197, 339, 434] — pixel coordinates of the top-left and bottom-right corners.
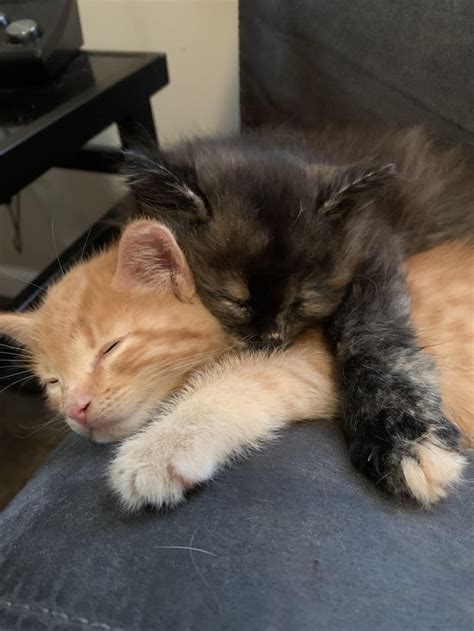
[80, 0, 240, 146]
[0, 0, 239, 298]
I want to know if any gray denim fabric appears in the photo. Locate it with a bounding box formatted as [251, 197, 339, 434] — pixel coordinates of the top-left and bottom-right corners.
[240, 0, 474, 148]
[0, 422, 472, 631]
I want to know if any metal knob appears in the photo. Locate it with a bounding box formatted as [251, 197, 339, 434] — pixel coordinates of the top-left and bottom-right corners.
[6, 19, 41, 44]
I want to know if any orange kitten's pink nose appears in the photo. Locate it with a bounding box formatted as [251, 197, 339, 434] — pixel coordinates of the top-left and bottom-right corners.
[65, 397, 91, 425]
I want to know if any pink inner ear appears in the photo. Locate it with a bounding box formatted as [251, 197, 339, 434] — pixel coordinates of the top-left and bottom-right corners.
[153, 233, 178, 274]
[113, 220, 195, 302]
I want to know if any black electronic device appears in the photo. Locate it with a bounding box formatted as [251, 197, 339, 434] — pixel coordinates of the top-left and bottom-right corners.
[0, 0, 83, 87]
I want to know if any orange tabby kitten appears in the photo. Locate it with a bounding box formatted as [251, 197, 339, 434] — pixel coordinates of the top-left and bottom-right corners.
[0, 220, 471, 509]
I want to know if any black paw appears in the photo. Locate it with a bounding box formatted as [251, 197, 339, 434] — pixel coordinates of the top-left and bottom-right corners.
[348, 437, 394, 484]
[346, 413, 464, 505]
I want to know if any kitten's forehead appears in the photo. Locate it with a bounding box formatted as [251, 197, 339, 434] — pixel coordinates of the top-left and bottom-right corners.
[195, 143, 311, 212]
[30, 250, 130, 355]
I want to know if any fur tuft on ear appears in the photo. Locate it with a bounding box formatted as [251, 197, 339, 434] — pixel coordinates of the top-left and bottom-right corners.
[112, 220, 196, 302]
[123, 149, 210, 226]
[0, 312, 37, 348]
[316, 162, 398, 215]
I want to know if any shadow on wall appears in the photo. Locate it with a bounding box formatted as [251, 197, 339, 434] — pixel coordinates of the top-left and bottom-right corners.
[0, 167, 124, 299]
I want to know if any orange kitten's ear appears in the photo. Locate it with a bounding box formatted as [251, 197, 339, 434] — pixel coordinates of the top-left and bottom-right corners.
[113, 220, 196, 302]
[0, 312, 37, 348]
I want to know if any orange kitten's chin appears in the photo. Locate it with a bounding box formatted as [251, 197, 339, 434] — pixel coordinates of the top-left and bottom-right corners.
[66, 409, 152, 443]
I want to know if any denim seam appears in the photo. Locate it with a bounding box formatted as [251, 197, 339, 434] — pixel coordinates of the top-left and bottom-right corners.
[0, 598, 125, 631]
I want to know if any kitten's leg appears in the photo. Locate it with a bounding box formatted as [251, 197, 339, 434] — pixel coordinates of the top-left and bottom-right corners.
[328, 248, 466, 505]
[109, 343, 337, 510]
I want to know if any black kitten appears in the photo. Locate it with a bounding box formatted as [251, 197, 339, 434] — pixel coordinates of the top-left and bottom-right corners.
[124, 126, 473, 501]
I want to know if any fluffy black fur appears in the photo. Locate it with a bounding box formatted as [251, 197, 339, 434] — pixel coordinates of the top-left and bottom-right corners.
[124, 126, 473, 500]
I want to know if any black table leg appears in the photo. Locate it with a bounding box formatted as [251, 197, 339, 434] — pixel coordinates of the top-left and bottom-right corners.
[118, 99, 159, 149]
[53, 99, 159, 174]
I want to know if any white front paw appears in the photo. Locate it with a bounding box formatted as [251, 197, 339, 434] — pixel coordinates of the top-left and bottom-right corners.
[108, 423, 217, 511]
[401, 434, 466, 505]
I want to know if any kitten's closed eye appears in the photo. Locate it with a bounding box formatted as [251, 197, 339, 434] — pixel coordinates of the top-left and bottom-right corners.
[221, 298, 250, 317]
[101, 339, 123, 356]
[41, 341, 124, 392]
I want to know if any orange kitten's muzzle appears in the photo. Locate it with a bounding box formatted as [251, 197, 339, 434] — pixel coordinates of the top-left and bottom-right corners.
[65, 395, 92, 427]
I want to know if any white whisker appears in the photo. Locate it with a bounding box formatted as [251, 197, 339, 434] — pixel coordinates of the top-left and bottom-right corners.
[0, 270, 43, 291]
[51, 215, 64, 276]
[80, 229, 92, 262]
[0, 369, 31, 380]
[0, 341, 32, 353]
[20, 415, 66, 437]
[0, 374, 35, 394]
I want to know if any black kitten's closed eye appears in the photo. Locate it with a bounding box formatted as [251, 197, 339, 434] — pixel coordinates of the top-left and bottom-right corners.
[102, 340, 122, 356]
[221, 298, 249, 316]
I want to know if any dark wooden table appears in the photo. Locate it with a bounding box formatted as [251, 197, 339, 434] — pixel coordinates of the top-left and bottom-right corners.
[0, 50, 168, 385]
[0, 49, 168, 311]
[1, 50, 168, 201]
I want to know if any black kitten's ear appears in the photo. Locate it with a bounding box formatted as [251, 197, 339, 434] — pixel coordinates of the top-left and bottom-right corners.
[123, 149, 210, 225]
[316, 162, 398, 216]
